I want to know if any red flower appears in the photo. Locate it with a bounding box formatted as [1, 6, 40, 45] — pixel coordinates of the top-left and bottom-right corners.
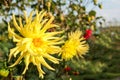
[64, 66, 71, 72]
[84, 29, 92, 40]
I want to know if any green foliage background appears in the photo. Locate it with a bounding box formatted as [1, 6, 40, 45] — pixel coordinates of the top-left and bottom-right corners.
[0, 0, 120, 80]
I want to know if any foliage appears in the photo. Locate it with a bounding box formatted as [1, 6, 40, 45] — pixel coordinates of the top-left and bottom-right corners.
[1, 0, 120, 80]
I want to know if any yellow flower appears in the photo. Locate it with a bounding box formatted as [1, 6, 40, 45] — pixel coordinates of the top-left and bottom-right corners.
[60, 30, 89, 61]
[8, 10, 64, 78]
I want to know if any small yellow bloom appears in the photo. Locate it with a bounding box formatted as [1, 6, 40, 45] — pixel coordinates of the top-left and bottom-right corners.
[8, 10, 64, 78]
[60, 30, 89, 61]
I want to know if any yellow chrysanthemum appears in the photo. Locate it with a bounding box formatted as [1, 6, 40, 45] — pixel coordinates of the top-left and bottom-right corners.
[8, 10, 64, 78]
[60, 30, 89, 61]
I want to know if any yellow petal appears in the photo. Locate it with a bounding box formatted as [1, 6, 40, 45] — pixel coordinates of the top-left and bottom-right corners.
[47, 46, 61, 54]
[9, 52, 26, 67]
[39, 11, 46, 23]
[8, 47, 19, 61]
[38, 57, 55, 70]
[41, 16, 54, 33]
[36, 64, 45, 78]
[12, 15, 21, 33]
[42, 53, 59, 64]
[22, 53, 30, 74]
[23, 11, 28, 23]
[8, 24, 22, 39]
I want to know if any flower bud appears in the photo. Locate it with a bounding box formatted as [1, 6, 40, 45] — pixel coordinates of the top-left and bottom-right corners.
[0, 69, 9, 77]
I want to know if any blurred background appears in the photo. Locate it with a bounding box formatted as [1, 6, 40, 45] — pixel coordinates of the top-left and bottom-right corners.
[0, 0, 120, 80]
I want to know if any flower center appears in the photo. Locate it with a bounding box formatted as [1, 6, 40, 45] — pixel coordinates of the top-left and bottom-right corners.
[33, 38, 43, 47]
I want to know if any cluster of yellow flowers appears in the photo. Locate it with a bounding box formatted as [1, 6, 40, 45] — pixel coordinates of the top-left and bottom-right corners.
[8, 10, 89, 78]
